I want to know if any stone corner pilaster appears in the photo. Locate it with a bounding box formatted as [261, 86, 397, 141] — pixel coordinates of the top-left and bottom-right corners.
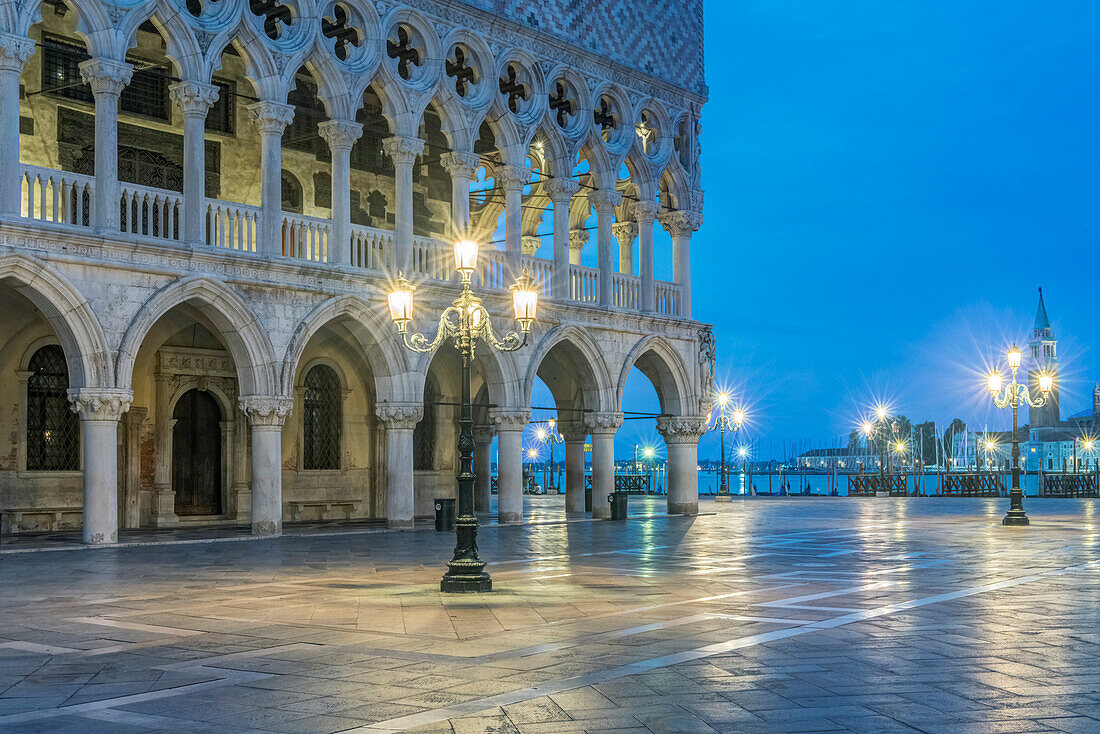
[67, 389, 133, 422]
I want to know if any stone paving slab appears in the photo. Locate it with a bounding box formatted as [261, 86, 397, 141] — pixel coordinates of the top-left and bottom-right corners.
[0, 497, 1100, 732]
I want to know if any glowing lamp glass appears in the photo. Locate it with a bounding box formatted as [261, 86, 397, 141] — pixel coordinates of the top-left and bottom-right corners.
[453, 239, 479, 275]
[862, 421, 874, 436]
[536, 428, 547, 441]
[1007, 345, 1023, 369]
[717, 392, 730, 407]
[987, 371, 1002, 394]
[732, 409, 745, 427]
[387, 277, 414, 328]
[1039, 373, 1053, 393]
[511, 270, 539, 328]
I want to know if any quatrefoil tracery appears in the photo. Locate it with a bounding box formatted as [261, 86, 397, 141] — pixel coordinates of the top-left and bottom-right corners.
[386, 25, 422, 80]
[249, 0, 294, 41]
[447, 46, 477, 97]
[498, 63, 527, 113]
[321, 4, 362, 62]
[549, 81, 574, 129]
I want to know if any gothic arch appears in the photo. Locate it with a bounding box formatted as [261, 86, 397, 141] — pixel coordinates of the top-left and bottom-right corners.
[615, 334, 694, 417]
[410, 336, 521, 410]
[281, 293, 411, 401]
[116, 276, 278, 395]
[523, 323, 613, 413]
[0, 253, 112, 389]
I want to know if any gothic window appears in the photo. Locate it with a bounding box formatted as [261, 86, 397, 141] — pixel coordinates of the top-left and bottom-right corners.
[26, 345, 79, 471]
[206, 79, 235, 134]
[413, 376, 439, 470]
[120, 62, 170, 122]
[41, 36, 170, 122]
[281, 170, 302, 212]
[285, 72, 326, 156]
[303, 365, 341, 470]
[367, 190, 387, 222]
[314, 171, 332, 208]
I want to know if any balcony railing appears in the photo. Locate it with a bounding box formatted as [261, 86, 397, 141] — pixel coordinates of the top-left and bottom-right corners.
[14, 164, 683, 317]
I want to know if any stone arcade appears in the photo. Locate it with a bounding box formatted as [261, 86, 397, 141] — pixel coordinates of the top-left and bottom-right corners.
[0, 0, 709, 543]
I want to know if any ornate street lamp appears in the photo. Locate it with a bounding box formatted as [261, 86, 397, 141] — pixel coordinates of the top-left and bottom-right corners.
[387, 238, 539, 592]
[705, 392, 745, 501]
[988, 344, 1051, 526]
[536, 420, 564, 491]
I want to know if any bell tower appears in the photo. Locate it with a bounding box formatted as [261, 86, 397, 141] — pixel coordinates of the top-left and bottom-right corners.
[1027, 287, 1059, 427]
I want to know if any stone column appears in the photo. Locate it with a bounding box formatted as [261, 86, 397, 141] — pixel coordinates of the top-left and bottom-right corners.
[239, 396, 292, 536]
[559, 421, 587, 514]
[152, 374, 178, 526]
[317, 119, 363, 266]
[120, 407, 146, 529]
[585, 412, 622, 518]
[657, 415, 706, 515]
[568, 230, 588, 266]
[634, 201, 660, 313]
[376, 403, 422, 528]
[492, 409, 529, 523]
[497, 165, 529, 279]
[78, 58, 133, 232]
[587, 189, 622, 307]
[246, 100, 295, 257]
[381, 136, 424, 274]
[473, 425, 495, 513]
[0, 34, 34, 217]
[440, 151, 480, 235]
[68, 389, 132, 545]
[659, 210, 703, 318]
[168, 81, 219, 243]
[613, 222, 637, 276]
[546, 178, 580, 299]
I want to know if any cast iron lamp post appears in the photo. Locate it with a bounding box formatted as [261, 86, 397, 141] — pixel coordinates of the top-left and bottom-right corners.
[536, 421, 564, 491]
[387, 238, 539, 592]
[987, 344, 1052, 527]
[705, 392, 745, 502]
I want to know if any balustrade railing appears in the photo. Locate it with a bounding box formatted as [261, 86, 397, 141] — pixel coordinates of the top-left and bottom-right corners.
[120, 183, 181, 241]
[613, 272, 640, 310]
[20, 165, 93, 227]
[13, 165, 692, 319]
[570, 265, 599, 303]
[282, 213, 330, 263]
[206, 200, 259, 252]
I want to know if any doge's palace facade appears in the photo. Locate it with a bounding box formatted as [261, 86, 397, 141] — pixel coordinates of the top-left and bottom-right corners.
[0, 0, 709, 543]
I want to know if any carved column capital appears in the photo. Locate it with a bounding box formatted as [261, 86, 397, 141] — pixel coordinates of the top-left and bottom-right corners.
[521, 235, 542, 256]
[68, 389, 133, 422]
[586, 189, 622, 213]
[612, 221, 638, 246]
[490, 409, 530, 431]
[376, 402, 423, 430]
[659, 210, 704, 237]
[544, 177, 580, 203]
[656, 415, 707, 444]
[557, 421, 587, 443]
[439, 151, 481, 180]
[168, 80, 220, 117]
[496, 164, 531, 191]
[632, 200, 661, 225]
[473, 425, 497, 445]
[584, 411, 623, 434]
[318, 119, 364, 151]
[78, 58, 133, 97]
[0, 33, 35, 73]
[246, 100, 295, 135]
[382, 136, 425, 166]
[568, 229, 590, 252]
[239, 395, 293, 427]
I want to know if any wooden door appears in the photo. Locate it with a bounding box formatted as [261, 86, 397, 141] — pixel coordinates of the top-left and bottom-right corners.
[172, 389, 223, 515]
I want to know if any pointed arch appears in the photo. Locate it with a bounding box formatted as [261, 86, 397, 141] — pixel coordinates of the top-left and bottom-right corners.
[410, 336, 521, 410]
[616, 334, 694, 416]
[281, 294, 411, 400]
[523, 323, 613, 413]
[116, 276, 278, 395]
[0, 253, 112, 389]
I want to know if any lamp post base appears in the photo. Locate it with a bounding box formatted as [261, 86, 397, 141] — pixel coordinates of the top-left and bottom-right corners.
[1002, 509, 1030, 526]
[441, 574, 493, 593]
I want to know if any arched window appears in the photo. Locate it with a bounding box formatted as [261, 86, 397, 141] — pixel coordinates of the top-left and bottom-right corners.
[26, 345, 79, 471]
[303, 364, 341, 470]
[413, 375, 439, 470]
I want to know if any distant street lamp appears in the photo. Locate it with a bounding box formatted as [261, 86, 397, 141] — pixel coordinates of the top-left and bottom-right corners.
[861, 404, 896, 473]
[1074, 437, 1096, 472]
[387, 238, 539, 592]
[536, 421, 564, 491]
[705, 392, 745, 501]
[988, 344, 1052, 526]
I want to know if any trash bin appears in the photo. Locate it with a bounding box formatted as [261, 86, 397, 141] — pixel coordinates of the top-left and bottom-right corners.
[584, 487, 592, 512]
[434, 498, 455, 531]
[609, 490, 628, 520]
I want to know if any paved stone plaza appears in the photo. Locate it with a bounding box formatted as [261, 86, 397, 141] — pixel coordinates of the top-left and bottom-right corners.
[2, 497, 1100, 733]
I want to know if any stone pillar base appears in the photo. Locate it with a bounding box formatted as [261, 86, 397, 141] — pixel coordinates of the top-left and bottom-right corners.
[387, 518, 413, 529]
[715, 495, 733, 503]
[592, 508, 611, 519]
[499, 511, 522, 523]
[252, 520, 280, 536]
[668, 502, 698, 515]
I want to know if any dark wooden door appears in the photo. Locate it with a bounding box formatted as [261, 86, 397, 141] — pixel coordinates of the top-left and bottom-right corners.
[172, 389, 222, 516]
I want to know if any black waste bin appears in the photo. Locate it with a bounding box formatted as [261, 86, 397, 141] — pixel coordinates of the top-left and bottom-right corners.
[584, 487, 592, 512]
[434, 498, 455, 531]
[609, 491, 628, 520]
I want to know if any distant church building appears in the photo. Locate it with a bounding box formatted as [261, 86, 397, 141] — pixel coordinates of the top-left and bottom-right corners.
[1027, 288, 1059, 427]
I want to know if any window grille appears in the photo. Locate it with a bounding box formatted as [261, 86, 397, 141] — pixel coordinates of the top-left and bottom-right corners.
[413, 377, 438, 470]
[121, 63, 170, 121]
[26, 345, 79, 471]
[206, 79, 235, 134]
[41, 35, 92, 104]
[285, 74, 325, 155]
[303, 365, 341, 470]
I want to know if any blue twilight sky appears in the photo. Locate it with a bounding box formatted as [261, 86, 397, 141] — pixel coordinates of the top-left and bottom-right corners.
[525, 2, 1100, 464]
